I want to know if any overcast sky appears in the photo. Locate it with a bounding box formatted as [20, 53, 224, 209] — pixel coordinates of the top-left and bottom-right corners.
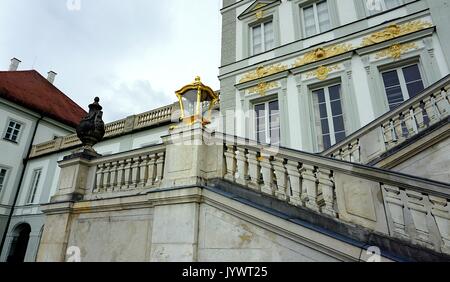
[0, 0, 222, 122]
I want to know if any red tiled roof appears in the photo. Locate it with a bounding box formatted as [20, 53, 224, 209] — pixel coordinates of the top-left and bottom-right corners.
[0, 70, 87, 128]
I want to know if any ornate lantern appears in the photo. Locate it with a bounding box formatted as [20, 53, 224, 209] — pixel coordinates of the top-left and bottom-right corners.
[175, 76, 219, 126]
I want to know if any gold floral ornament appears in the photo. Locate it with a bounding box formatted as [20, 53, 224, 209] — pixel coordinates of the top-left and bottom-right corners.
[248, 81, 279, 96]
[306, 65, 340, 81]
[362, 21, 432, 46]
[293, 43, 353, 67]
[376, 43, 418, 60]
[239, 64, 287, 83]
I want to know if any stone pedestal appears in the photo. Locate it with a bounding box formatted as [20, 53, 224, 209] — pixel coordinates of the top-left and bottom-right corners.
[161, 123, 224, 188]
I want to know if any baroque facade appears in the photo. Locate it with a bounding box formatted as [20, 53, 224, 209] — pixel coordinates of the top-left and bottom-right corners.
[0, 0, 449, 262]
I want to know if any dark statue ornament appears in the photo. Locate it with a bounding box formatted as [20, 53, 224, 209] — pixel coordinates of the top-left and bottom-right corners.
[76, 97, 105, 156]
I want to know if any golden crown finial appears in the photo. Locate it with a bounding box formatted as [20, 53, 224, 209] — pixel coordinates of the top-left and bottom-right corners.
[195, 76, 201, 83]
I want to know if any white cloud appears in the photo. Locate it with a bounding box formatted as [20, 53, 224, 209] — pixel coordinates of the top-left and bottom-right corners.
[0, 0, 221, 123]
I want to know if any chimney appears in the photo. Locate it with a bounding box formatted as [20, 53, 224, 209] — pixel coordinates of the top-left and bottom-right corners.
[8, 58, 21, 71]
[47, 71, 57, 84]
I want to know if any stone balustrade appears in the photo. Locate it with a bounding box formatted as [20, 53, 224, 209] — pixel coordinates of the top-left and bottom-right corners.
[220, 135, 450, 255]
[29, 104, 175, 158]
[324, 75, 450, 164]
[91, 145, 166, 194]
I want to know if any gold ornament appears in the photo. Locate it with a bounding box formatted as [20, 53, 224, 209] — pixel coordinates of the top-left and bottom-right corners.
[306, 65, 340, 81]
[239, 64, 287, 83]
[248, 81, 279, 96]
[293, 44, 353, 67]
[362, 21, 432, 46]
[375, 43, 418, 60]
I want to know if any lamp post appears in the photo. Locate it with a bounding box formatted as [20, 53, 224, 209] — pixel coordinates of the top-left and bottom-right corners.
[175, 76, 218, 127]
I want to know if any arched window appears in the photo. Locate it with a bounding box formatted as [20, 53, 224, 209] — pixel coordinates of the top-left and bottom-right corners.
[7, 223, 31, 262]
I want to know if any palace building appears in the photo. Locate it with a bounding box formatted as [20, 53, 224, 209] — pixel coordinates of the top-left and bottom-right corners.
[0, 0, 449, 262]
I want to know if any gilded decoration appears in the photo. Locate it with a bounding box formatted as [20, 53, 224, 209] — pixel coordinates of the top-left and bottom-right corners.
[375, 43, 418, 60]
[239, 64, 287, 83]
[362, 21, 432, 46]
[306, 65, 340, 81]
[293, 44, 353, 67]
[248, 81, 279, 96]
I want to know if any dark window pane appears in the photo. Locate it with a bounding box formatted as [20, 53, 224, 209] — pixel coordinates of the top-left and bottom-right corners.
[329, 85, 341, 101]
[406, 81, 425, 99]
[6, 128, 12, 134]
[315, 89, 326, 103]
[335, 132, 346, 143]
[402, 65, 421, 82]
[331, 100, 343, 116]
[15, 124, 21, 130]
[321, 119, 330, 134]
[322, 134, 332, 150]
[5, 133, 11, 140]
[382, 70, 400, 88]
[319, 103, 328, 118]
[269, 100, 279, 111]
[333, 116, 345, 132]
[385, 86, 404, 109]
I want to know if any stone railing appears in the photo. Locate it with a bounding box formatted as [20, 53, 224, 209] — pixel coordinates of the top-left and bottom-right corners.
[91, 144, 166, 194]
[30, 104, 174, 158]
[220, 135, 450, 255]
[323, 75, 450, 164]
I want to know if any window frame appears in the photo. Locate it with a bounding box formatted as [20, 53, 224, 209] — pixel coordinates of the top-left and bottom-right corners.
[300, 0, 331, 37]
[249, 18, 275, 56]
[254, 99, 281, 145]
[27, 168, 42, 205]
[311, 82, 347, 151]
[380, 62, 425, 110]
[0, 167, 9, 195]
[3, 119, 24, 144]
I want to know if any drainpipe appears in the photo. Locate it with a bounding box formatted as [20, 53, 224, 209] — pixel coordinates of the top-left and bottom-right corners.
[0, 115, 44, 258]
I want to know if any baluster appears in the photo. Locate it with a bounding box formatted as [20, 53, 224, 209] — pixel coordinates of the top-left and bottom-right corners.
[413, 103, 426, 132]
[382, 185, 409, 239]
[341, 145, 351, 162]
[109, 161, 118, 191]
[429, 195, 450, 254]
[403, 108, 417, 138]
[382, 121, 395, 149]
[224, 145, 236, 182]
[123, 158, 133, 189]
[130, 157, 141, 188]
[273, 157, 287, 201]
[301, 164, 319, 212]
[406, 190, 432, 246]
[260, 154, 274, 196]
[146, 154, 157, 187]
[423, 96, 440, 125]
[317, 169, 336, 217]
[103, 163, 112, 191]
[436, 89, 450, 117]
[116, 160, 126, 190]
[138, 155, 149, 188]
[393, 115, 406, 144]
[286, 160, 301, 207]
[246, 150, 261, 190]
[95, 164, 104, 192]
[350, 140, 360, 163]
[235, 147, 248, 186]
[154, 152, 165, 184]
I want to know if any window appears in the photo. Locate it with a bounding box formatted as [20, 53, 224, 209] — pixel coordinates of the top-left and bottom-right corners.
[0, 168, 7, 194]
[4, 120, 22, 143]
[381, 64, 424, 110]
[255, 100, 280, 145]
[301, 0, 331, 37]
[27, 169, 42, 204]
[366, 0, 403, 15]
[313, 84, 346, 150]
[251, 20, 274, 55]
